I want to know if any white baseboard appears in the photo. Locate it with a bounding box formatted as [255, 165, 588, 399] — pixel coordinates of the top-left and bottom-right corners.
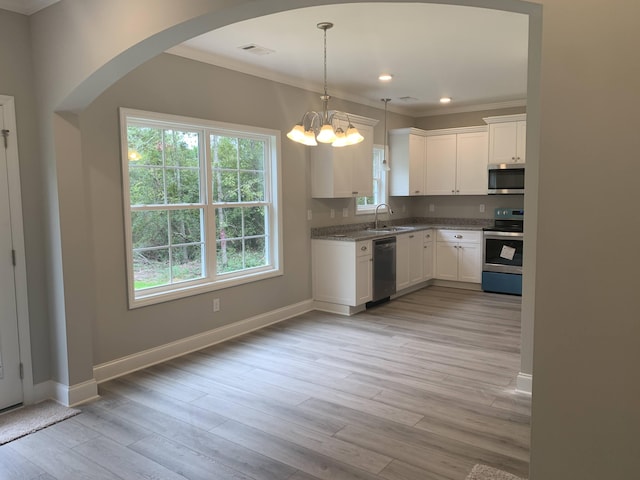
[32, 378, 99, 407]
[32, 380, 55, 404]
[312, 300, 365, 316]
[516, 372, 533, 394]
[93, 299, 314, 384]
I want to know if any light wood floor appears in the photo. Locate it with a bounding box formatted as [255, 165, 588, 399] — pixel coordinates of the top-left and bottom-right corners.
[0, 286, 530, 480]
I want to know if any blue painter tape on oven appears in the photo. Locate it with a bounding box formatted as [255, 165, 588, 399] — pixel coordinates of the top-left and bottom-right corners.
[482, 271, 522, 296]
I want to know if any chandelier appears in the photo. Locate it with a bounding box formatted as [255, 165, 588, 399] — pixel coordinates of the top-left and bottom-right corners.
[287, 22, 364, 147]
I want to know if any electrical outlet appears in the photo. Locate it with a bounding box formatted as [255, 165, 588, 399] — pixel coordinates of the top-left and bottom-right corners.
[429, 204, 435, 212]
[307, 209, 312, 220]
[402, 205, 406, 213]
[342, 207, 349, 218]
[479, 204, 486, 213]
[213, 298, 220, 312]
[330, 209, 335, 218]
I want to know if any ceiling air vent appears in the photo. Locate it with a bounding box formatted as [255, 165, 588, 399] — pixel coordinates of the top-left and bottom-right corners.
[238, 44, 275, 56]
[398, 96, 419, 102]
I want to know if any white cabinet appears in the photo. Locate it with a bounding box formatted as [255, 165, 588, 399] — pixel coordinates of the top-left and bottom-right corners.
[311, 116, 376, 198]
[422, 229, 434, 280]
[389, 128, 427, 196]
[484, 114, 526, 164]
[435, 229, 482, 283]
[396, 231, 425, 291]
[312, 239, 372, 306]
[425, 134, 456, 195]
[425, 128, 488, 196]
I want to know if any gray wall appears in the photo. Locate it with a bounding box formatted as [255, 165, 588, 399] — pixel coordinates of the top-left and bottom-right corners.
[411, 195, 524, 219]
[81, 53, 308, 364]
[414, 106, 526, 130]
[0, 9, 51, 383]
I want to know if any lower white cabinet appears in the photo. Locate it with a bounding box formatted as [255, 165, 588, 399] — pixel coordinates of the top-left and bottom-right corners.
[423, 229, 435, 280]
[397, 231, 432, 291]
[435, 229, 482, 283]
[312, 239, 372, 306]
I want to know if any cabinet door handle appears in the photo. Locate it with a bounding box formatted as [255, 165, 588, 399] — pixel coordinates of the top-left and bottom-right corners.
[409, 235, 414, 239]
[352, 191, 358, 195]
[361, 246, 367, 251]
[454, 234, 462, 239]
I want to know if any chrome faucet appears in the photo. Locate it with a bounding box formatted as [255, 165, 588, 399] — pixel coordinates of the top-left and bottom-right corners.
[374, 203, 394, 230]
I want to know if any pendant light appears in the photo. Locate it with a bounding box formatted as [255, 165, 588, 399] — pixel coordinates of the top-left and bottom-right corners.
[287, 22, 363, 148]
[381, 98, 391, 171]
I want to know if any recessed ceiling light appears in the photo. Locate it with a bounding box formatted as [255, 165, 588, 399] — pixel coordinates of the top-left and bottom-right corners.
[440, 97, 452, 104]
[378, 74, 393, 81]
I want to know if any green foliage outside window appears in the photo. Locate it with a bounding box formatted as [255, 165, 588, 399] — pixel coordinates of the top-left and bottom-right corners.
[127, 123, 269, 291]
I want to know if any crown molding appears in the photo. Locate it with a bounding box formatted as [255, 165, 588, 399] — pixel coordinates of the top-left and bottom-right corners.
[0, 0, 58, 15]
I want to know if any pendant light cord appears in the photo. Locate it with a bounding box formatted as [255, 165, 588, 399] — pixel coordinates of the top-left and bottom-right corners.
[382, 98, 391, 170]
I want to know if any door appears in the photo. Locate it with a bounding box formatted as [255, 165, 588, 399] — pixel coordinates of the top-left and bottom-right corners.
[0, 104, 23, 410]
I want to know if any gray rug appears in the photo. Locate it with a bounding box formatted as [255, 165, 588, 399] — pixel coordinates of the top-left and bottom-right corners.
[466, 464, 526, 480]
[0, 400, 80, 445]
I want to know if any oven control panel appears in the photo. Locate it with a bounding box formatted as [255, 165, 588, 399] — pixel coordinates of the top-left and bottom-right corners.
[495, 208, 524, 220]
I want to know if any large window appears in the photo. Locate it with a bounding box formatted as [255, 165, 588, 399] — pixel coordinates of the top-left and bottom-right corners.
[356, 145, 388, 214]
[121, 109, 282, 307]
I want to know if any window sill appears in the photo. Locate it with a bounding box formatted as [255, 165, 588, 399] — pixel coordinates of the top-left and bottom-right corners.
[129, 267, 283, 309]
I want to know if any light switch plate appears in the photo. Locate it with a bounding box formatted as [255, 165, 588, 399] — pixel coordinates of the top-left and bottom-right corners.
[342, 207, 349, 217]
[330, 209, 335, 218]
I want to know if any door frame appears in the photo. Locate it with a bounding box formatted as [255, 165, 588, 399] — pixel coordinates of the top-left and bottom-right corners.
[1, 94, 34, 404]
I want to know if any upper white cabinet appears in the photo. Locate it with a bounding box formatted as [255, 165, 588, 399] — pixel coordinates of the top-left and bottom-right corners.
[425, 127, 488, 195]
[389, 128, 427, 196]
[311, 114, 377, 198]
[484, 114, 526, 164]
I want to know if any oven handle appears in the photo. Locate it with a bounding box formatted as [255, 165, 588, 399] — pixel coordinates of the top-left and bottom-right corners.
[483, 231, 524, 239]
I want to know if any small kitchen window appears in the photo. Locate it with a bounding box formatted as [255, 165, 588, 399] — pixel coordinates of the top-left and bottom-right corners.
[120, 108, 282, 308]
[356, 145, 388, 214]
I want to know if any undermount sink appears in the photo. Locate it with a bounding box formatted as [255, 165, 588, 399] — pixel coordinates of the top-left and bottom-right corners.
[366, 226, 414, 233]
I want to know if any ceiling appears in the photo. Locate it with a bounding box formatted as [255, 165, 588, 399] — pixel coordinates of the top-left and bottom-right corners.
[0, 0, 57, 15]
[169, 3, 529, 117]
[1, 1, 529, 117]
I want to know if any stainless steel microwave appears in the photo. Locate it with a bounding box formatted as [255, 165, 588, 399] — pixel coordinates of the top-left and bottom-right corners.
[488, 163, 525, 194]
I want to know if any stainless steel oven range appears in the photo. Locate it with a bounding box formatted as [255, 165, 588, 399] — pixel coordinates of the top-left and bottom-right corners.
[482, 208, 524, 295]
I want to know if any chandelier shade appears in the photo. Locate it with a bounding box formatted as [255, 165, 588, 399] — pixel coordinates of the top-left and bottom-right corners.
[287, 22, 363, 148]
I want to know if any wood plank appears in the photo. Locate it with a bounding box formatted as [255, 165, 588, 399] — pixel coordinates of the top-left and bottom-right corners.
[110, 400, 297, 480]
[190, 393, 393, 474]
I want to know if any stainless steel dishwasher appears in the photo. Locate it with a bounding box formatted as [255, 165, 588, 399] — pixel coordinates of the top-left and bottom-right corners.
[371, 236, 396, 303]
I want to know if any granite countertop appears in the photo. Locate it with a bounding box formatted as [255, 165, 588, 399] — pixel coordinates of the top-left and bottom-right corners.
[311, 217, 490, 242]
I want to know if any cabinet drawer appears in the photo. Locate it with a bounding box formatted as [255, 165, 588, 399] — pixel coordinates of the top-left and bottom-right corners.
[356, 240, 372, 256]
[436, 229, 482, 244]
